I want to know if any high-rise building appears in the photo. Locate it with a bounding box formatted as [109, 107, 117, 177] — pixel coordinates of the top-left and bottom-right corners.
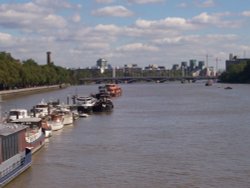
[198, 61, 205, 69]
[189, 59, 197, 70]
[96, 58, 108, 73]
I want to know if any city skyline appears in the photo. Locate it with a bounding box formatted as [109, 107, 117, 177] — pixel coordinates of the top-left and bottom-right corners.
[0, 0, 250, 70]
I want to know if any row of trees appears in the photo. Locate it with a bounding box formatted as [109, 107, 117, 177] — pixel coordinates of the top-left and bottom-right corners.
[219, 60, 250, 83]
[1, 51, 250, 89]
[0, 52, 74, 90]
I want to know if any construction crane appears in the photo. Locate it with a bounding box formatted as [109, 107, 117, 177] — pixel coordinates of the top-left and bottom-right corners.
[205, 54, 213, 68]
[215, 57, 222, 73]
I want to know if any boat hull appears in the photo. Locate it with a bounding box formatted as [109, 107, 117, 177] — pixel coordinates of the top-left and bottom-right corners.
[0, 149, 32, 187]
[93, 100, 113, 112]
[26, 133, 45, 154]
[49, 121, 64, 131]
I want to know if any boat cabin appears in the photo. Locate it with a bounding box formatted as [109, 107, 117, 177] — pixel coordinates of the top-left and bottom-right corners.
[7, 109, 30, 122]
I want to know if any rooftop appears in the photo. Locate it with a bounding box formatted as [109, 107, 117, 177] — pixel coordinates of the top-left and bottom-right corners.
[0, 123, 26, 136]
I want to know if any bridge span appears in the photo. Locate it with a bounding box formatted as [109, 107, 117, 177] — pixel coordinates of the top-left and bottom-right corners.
[79, 76, 217, 84]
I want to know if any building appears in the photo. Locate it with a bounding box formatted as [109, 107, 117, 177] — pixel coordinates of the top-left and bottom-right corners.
[198, 61, 205, 70]
[189, 59, 197, 71]
[172, 64, 179, 70]
[225, 53, 250, 71]
[124, 64, 142, 77]
[96, 58, 108, 73]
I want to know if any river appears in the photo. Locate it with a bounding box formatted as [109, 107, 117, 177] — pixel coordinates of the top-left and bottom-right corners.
[3, 82, 250, 188]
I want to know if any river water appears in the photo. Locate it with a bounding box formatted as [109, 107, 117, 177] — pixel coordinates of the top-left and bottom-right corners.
[3, 82, 250, 188]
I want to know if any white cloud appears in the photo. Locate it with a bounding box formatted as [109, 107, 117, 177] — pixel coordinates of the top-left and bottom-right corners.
[0, 1, 249, 69]
[127, 0, 164, 4]
[135, 17, 195, 30]
[0, 32, 12, 43]
[242, 11, 250, 17]
[117, 43, 159, 52]
[95, 0, 114, 3]
[72, 14, 81, 23]
[34, 0, 74, 9]
[195, 0, 215, 8]
[92, 5, 133, 17]
[192, 12, 241, 28]
[0, 2, 67, 31]
[177, 2, 188, 8]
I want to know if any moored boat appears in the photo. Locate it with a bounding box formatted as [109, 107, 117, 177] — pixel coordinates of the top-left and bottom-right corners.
[46, 113, 64, 131]
[7, 109, 30, 122]
[93, 93, 114, 113]
[105, 84, 122, 97]
[12, 117, 45, 154]
[205, 80, 213, 86]
[31, 99, 50, 118]
[73, 96, 97, 114]
[53, 105, 74, 125]
[79, 113, 89, 118]
[0, 123, 32, 187]
[41, 120, 52, 138]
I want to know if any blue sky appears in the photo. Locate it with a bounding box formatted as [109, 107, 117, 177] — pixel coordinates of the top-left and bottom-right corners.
[0, 0, 250, 70]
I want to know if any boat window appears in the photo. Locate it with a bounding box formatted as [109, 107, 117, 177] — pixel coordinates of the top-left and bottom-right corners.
[9, 111, 19, 116]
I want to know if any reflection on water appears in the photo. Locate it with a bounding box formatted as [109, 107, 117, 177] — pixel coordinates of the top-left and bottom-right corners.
[4, 83, 250, 188]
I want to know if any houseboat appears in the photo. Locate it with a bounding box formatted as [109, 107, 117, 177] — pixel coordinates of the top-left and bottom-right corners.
[12, 117, 45, 154]
[0, 123, 32, 187]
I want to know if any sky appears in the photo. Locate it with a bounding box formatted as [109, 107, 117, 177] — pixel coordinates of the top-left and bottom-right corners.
[0, 0, 250, 70]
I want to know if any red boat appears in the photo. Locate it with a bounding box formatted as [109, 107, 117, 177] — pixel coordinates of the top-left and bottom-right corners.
[105, 84, 122, 97]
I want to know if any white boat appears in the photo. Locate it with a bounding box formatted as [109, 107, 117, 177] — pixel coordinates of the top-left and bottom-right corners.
[0, 123, 32, 187]
[74, 96, 97, 113]
[41, 120, 52, 138]
[7, 108, 30, 122]
[47, 114, 64, 131]
[11, 117, 45, 154]
[79, 113, 89, 118]
[31, 99, 50, 118]
[205, 80, 213, 86]
[52, 103, 74, 125]
[54, 107, 74, 125]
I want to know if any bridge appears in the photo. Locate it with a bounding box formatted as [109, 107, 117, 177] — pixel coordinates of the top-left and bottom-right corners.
[79, 76, 218, 84]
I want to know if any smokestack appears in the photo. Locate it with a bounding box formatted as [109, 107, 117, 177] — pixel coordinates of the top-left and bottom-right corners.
[47, 51, 51, 64]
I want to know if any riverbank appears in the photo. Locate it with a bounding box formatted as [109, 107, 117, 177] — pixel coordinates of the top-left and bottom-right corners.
[0, 84, 68, 100]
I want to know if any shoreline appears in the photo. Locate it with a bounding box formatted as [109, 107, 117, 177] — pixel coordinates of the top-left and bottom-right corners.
[0, 84, 68, 100]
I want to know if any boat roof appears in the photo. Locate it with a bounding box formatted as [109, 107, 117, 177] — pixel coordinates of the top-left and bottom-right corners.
[11, 117, 42, 123]
[9, 108, 28, 112]
[0, 123, 26, 136]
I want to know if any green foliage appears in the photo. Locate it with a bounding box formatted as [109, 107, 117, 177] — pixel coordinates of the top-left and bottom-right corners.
[0, 52, 73, 90]
[219, 60, 250, 83]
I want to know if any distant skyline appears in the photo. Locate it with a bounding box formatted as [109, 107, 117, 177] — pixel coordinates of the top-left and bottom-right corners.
[0, 0, 250, 70]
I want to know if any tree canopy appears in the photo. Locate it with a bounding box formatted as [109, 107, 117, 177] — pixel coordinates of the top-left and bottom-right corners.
[0, 52, 72, 90]
[219, 60, 250, 83]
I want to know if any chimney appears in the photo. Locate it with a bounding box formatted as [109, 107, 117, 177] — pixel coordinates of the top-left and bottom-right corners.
[47, 51, 51, 64]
